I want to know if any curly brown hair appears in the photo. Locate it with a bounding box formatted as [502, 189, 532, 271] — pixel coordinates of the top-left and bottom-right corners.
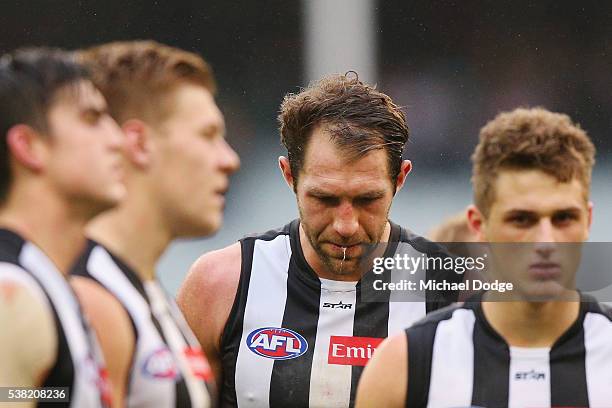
[77, 40, 215, 124]
[278, 73, 409, 187]
[472, 107, 596, 217]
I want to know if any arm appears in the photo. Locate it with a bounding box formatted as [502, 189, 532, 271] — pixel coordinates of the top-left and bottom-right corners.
[0, 276, 57, 408]
[71, 276, 134, 408]
[177, 242, 241, 386]
[355, 333, 408, 408]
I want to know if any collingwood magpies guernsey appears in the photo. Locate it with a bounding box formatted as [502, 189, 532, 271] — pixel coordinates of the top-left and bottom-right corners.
[220, 220, 460, 408]
[0, 229, 110, 407]
[405, 294, 612, 408]
[72, 240, 216, 408]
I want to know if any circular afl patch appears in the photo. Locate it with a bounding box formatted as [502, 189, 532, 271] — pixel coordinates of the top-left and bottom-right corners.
[246, 327, 308, 360]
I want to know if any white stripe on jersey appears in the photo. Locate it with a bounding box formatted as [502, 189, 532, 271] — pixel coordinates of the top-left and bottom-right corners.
[427, 308, 475, 408]
[308, 278, 357, 408]
[20, 242, 104, 407]
[88, 246, 176, 407]
[584, 312, 612, 407]
[145, 281, 210, 408]
[388, 242, 427, 336]
[508, 347, 551, 408]
[235, 235, 292, 408]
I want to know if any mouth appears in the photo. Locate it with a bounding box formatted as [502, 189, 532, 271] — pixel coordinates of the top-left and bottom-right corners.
[528, 262, 562, 280]
[327, 243, 362, 258]
[214, 185, 229, 201]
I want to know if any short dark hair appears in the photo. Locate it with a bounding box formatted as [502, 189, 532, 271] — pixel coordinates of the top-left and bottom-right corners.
[0, 47, 89, 201]
[78, 40, 216, 125]
[472, 107, 596, 217]
[278, 73, 410, 187]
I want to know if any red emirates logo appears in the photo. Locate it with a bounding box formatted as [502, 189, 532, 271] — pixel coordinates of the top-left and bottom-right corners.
[327, 336, 384, 366]
[98, 366, 113, 407]
[184, 346, 213, 382]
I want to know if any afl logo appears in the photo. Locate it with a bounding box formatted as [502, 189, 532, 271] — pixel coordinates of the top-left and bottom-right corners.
[142, 348, 178, 379]
[246, 327, 308, 360]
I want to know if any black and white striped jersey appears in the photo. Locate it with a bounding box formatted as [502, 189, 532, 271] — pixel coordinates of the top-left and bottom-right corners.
[0, 229, 111, 407]
[405, 294, 612, 408]
[72, 240, 216, 408]
[220, 220, 460, 408]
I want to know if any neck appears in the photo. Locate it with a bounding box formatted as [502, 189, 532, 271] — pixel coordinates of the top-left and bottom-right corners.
[300, 221, 391, 282]
[87, 190, 171, 282]
[0, 183, 87, 275]
[481, 292, 580, 347]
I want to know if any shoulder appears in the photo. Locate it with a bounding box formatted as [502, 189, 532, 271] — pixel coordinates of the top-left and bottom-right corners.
[177, 243, 242, 346]
[0, 265, 57, 385]
[181, 242, 242, 299]
[356, 333, 407, 408]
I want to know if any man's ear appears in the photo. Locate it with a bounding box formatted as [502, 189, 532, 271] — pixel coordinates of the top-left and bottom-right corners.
[394, 160, 412, 193]
[467, 204, 487, 242]
[6, 124, 46, 172]
[278, 156, 295, 191]
[122, 119, 151, 169]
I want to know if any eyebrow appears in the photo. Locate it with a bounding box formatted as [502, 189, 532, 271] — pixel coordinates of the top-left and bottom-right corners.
[199, 123, 225, 137]
[307, 188, 386, 198]
[504, 207, 583, 216]
[79, 102, 109, 114]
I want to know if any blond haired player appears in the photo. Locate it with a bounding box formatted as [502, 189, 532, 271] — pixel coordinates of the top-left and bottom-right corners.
[71, 41, 239, 408]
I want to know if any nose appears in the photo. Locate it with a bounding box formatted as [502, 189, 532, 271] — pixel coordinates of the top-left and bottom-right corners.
[533, 218, 556, 258]
[332, 202, 359, 239]
[219, 138, 240, 174]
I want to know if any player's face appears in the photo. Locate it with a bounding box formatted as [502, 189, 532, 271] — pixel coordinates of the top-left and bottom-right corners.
[295, 127, 397, 277]
[478, 169, 592, 300]
[151, 83, 240, 237]
[44, 80, 126, 217]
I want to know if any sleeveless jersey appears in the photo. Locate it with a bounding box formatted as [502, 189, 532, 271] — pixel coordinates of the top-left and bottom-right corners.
[405, 294, 612, 407]
[220, 219, 460, 408]
[71, 240, 216, 408]
[0, 229, 110, 407]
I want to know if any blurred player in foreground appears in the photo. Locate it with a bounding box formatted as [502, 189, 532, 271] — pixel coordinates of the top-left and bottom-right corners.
[178, 73, 462, 407]
[356, 107, 612, 407]
[70, 41, 239, 408]
[0, 48, 125, 407]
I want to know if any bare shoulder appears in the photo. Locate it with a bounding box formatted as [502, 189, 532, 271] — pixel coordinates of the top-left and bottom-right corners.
[70, 276, 135, 361]
[0, 271, 57, 387]
[70, 276, 134, 341]
[71, 276, 134, 407]
[355, 333, 408, 408]
[177, 242, 241, 346]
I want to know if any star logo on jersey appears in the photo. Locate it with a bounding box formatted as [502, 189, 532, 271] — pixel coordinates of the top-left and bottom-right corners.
[246, 327, 308, 360]
[323, 300, 353, 309]
[142, 348, 179, 379]
[514, 369, 546, 380]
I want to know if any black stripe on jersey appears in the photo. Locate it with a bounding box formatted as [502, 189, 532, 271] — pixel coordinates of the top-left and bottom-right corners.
[470, 302, 510, 407]
[220, 225, 290, 407]
[268, 223, 322, 408]
[348, 223, 402, 406]
[549, 301, 589, 407]
[71, 240, 141, 340]
[404, 305, 459, 408]
[40, 308, 73, 390]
